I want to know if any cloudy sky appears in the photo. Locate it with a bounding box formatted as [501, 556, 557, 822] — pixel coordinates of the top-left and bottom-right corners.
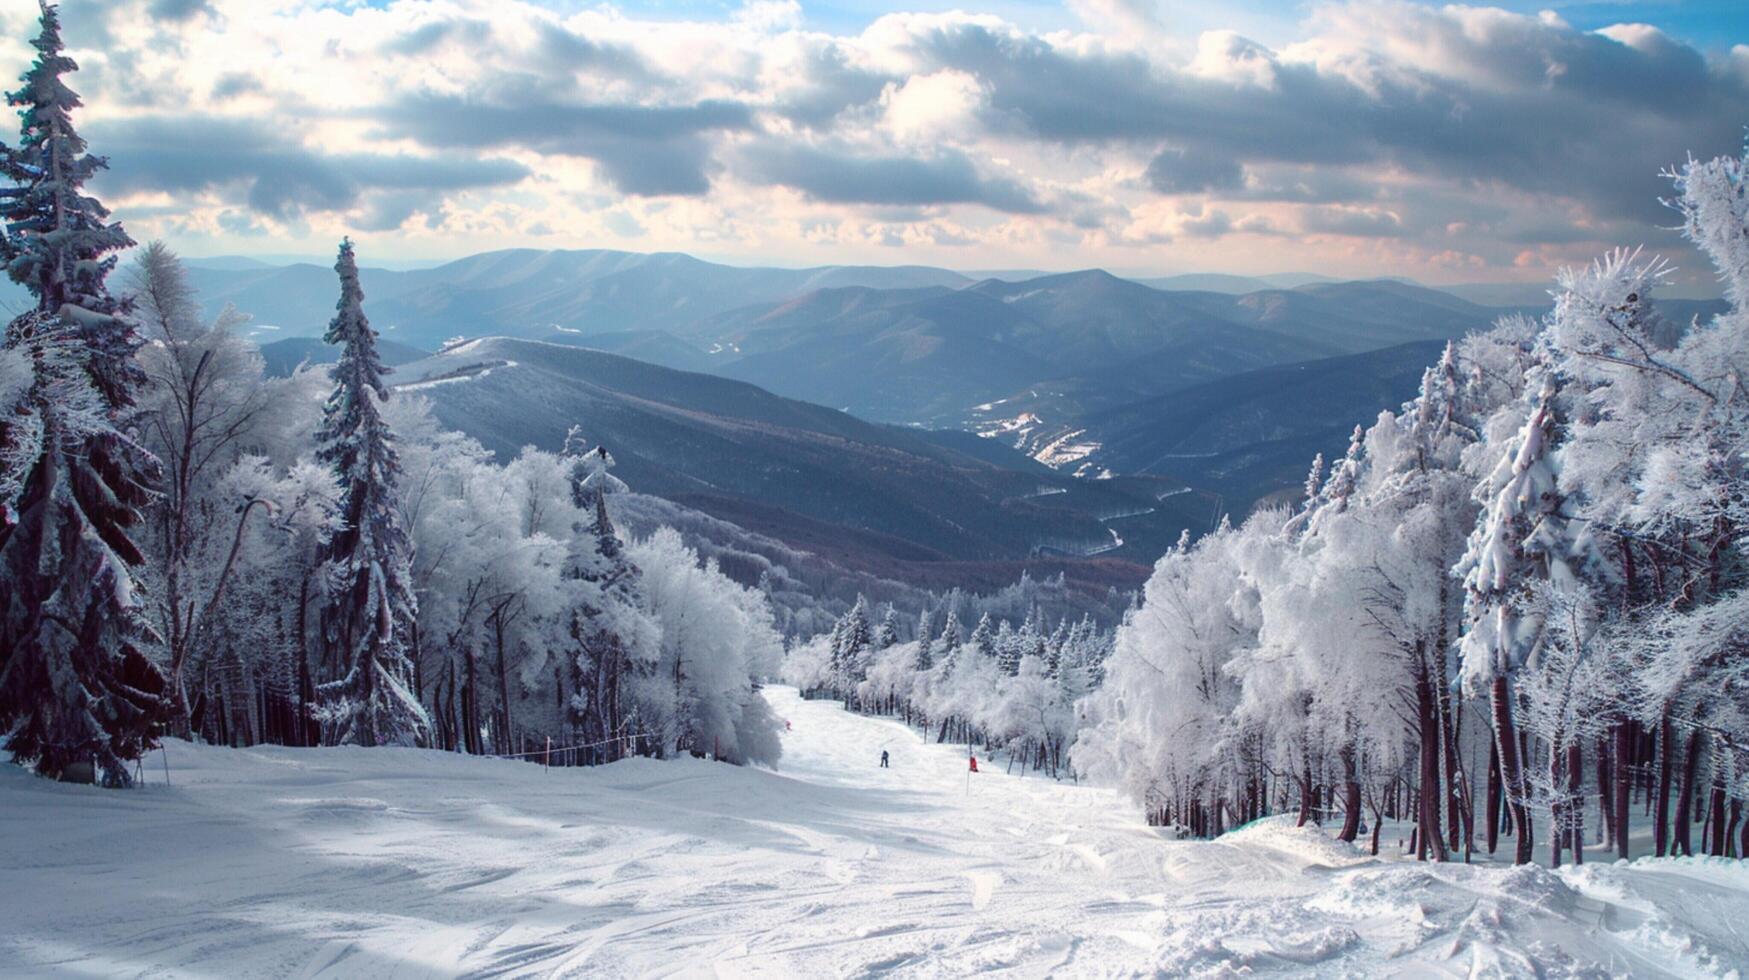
[8, 0, 1748, 284]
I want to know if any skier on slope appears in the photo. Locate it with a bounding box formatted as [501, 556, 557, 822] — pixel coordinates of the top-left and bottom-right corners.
[880, 750, 890, 768]
[968, 754, 979, 773]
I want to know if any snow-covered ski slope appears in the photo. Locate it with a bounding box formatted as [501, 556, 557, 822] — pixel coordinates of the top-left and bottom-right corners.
[4, 686, 1747, 978]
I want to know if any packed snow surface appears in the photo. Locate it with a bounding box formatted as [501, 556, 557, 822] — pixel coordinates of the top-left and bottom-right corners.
[5, 686, 1748, 977]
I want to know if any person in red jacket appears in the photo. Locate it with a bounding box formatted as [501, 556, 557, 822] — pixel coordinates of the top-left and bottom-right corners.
[968, 754, 979, 773]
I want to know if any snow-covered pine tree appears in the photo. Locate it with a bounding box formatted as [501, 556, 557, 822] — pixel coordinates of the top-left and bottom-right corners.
[913, 609, 934, 671]
[1045, 620, 1068, 676]
[563, 432, 650, 759]
[875, 605, 901, 650]
[834, 596, 872, 698]
[1321, 426, 1364, 514]
[0, 3, 164, 786]
[0, 316, 163, 784]
[968, 612, 995, 661]
[995, 619, 1018, 675]
[939, 608, 962, 654]
[311, 239, 427, 748]
[0, 1, 138, 410]
[1457, 347, 1605, 863]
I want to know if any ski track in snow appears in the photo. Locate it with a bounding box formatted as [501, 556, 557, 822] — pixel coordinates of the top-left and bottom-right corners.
[4, 686, 1748, 977]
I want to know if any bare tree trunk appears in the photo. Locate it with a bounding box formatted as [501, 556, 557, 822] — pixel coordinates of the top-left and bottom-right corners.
[1338, 742, 1361, 842]
[1656, 713, 1675, 855]
[1613, 721, 1633, 859]
[1675, 729, 1700, 856]
[493, 606, 514, 756]
[1486, 737, 1502, 854]
[1417, 676, 1448, 861]
[1550, 738, 1566, 868]
[1568, 741, 1584, 865]
[1491, 676, 1533, 864]
[1296, 761, 1315, 828]
[463, 645, 481, 756]
[1709, 763, 1728, 856]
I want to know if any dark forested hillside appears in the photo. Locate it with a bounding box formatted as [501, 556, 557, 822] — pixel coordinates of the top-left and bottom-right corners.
[392, 338, 1193, 563]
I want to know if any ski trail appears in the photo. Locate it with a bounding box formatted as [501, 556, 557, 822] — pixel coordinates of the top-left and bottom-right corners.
[3, 686, 1748, 977]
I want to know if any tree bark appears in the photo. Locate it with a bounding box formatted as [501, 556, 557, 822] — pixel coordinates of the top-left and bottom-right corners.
[1486, 739, 1502, 855]
[1613, 721, 1634, 859]
[1709, 765, 1727, 856]
[493, 607, 514, 756]
[1656, 713, 1675, 856]
[1674, 729, 1700, 857]
[1568, 741, 1584, 866]
[463, 645, 481, 756]
[1417, 676, 1448, 861]
[1338, 743, 1361, 843]
[1491, 675, 1533, 864]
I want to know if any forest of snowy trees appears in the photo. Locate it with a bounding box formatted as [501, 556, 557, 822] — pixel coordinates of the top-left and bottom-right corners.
[784, 597, 1113, 776]
[0, 5, 792, 782]
[1075, 150, 1749, 866]
[0, 4, 1101, 787]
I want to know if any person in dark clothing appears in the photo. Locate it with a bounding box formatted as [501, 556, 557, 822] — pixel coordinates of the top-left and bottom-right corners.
[880, 750, 890, 768]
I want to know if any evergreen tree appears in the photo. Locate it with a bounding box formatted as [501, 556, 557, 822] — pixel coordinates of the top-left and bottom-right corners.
[1457, 351, 1604, 863]
[996, 619, 1021, 676]
[834, 595, 872, 693]
[0, 1, 137, 409]
[936, 608, 963, 673]
[968, 612, 996, 661]
[939, 608, 963, 652]
[310, 239, 426, 747]
[875, 605, 901, 650]
[0, 3, 163, 786]
[564, 432, 647, 758]
[913, 610, 934, 671]
[1046, 620, 1068, 676]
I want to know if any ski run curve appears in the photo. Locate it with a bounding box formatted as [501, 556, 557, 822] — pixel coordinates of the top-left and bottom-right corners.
[4, 685, 1748, 977]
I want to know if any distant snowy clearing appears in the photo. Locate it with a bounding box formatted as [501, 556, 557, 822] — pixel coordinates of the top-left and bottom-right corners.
[3, 686, 1746, 977]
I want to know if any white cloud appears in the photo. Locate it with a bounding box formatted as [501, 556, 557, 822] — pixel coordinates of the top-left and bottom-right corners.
[20, 0, 1747, 281]
[880, 70, 986, 144]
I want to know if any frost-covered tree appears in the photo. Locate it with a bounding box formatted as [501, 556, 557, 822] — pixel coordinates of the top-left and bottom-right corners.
[1076, 522, 1259, 832]
[913, 610, 934, 671]
[0, 4, 163, 786]
[938, 608, 962, 660]
[0, 315, 163, 784]
[875, 605, 901, 650]
[310, 240, 426, 747]
[631, 527, 782, 765]
[968, 612, 995, 662]
[0, 1, 136, 409]
[563, 436, 657, 760]
[1457, 345, 1609, 863]
[831, 595, 872, 699]
[127, 242, 276, 736]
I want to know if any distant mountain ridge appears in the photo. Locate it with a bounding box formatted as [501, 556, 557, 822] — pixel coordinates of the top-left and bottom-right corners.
[259, 335, 429, 377]
[170, 249, 1518, 433]
[388, 337, 1206, 564]
[181, 249, 974, 346]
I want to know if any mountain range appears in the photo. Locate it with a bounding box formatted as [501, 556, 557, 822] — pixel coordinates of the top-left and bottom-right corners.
[201, 248, 1512, 428]
[174, 246, 1725, 579]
